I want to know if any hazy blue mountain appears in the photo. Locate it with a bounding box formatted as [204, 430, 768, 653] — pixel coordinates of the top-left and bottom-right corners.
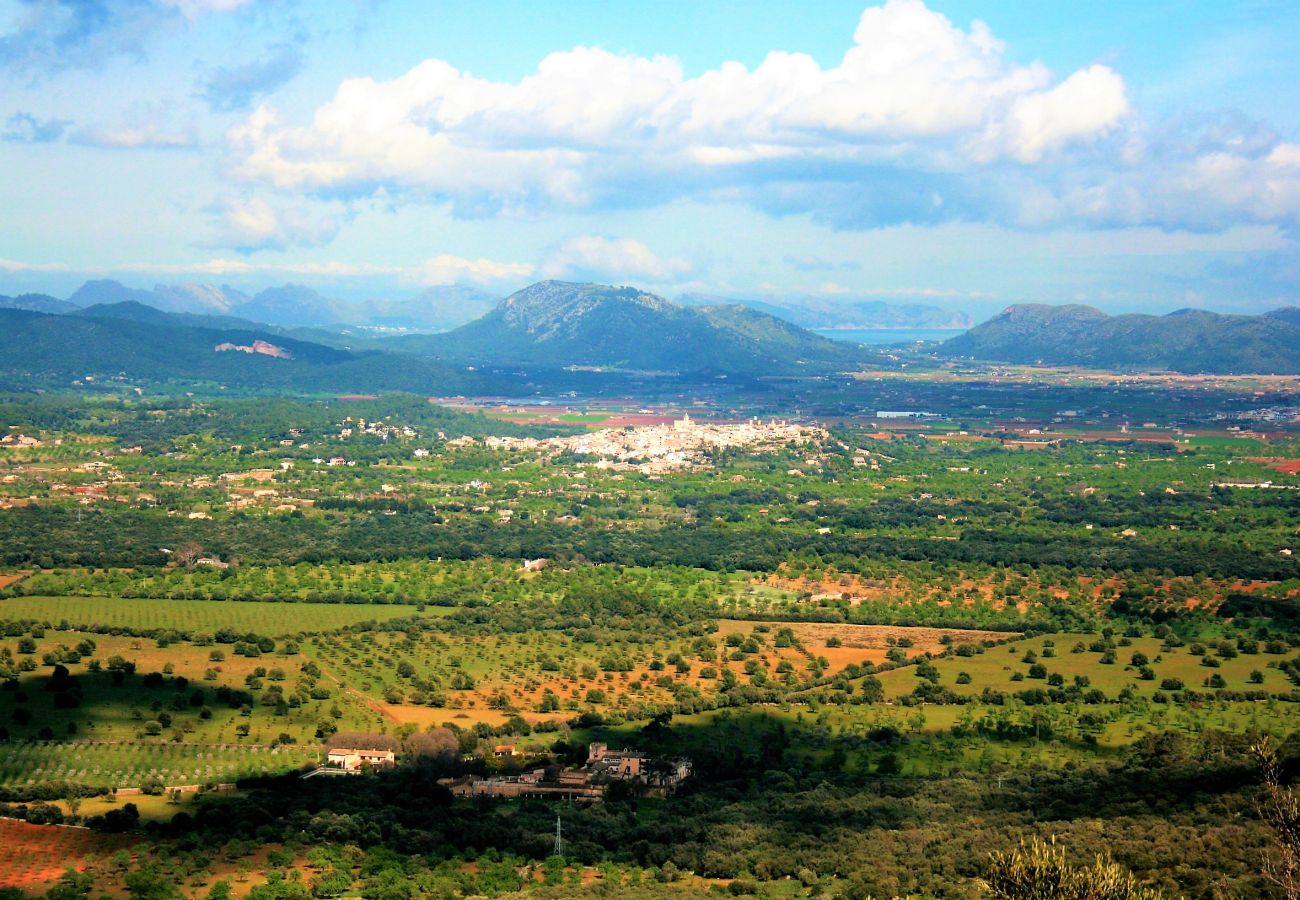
[54, 279, 502, 331]
[364, 285, 500, 331]
[1263, 306, 1300, 328]
[940, 304, 1300, 373]
[231, 284, 350, 327]
[0, 292, 80, 314]
[678, 292, 970, 329]
[151, 282, 249, 315]
[394, 280, 872, 375]
[67, 279, 157, 307]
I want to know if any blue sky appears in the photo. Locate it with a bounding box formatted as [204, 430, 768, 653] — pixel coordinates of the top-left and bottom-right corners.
[0, 0, 1296, 317]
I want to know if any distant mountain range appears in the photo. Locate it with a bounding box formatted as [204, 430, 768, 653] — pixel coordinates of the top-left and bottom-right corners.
[678, 293, 971, 330]
[43, 279, 501, 331]
[0, 302, 489, 393]
[5, 280, 968, 333]
[393, 281, 873, 375]
[940, 304, 1300, 374]
[0, 292, 80, 315]
[10, 278, 1298, 380]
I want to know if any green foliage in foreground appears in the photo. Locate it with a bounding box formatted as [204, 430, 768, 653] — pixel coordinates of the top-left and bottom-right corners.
[985, 839, 1169, 899]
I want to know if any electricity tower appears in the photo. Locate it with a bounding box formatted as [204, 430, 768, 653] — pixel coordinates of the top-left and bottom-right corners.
[553, 813, 563, 857]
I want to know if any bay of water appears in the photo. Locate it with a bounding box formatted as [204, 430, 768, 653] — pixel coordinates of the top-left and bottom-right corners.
[815, 327, 966, 346]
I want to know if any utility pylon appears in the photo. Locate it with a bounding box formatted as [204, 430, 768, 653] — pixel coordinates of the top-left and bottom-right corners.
[553, 813, 563, 857]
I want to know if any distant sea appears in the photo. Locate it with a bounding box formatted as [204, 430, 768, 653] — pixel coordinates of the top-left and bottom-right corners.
[814, 327, 966, 346]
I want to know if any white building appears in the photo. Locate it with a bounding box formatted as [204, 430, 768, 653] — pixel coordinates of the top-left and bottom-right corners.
[326, 747, 396, 772]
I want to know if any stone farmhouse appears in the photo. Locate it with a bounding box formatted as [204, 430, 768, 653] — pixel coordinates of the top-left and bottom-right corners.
[440, 743, 691, 802]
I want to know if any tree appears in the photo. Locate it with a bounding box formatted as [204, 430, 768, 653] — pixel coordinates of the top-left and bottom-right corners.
[983, 838, 1167, 899]
[1257, 739, 1300, 898]
[205, 882, 232, 900]
[174, 542, 204, 570]
[65, 784, 86, 820]
[125, 861, 183, 900]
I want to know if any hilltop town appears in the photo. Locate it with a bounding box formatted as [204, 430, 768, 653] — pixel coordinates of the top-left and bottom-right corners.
[457, 414, 825, 473]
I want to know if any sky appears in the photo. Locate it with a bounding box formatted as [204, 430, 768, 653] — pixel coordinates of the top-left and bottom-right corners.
[0, 0, 1297, 318]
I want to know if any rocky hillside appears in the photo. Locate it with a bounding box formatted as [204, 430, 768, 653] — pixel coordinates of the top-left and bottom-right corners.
[393, 281, 872, 375]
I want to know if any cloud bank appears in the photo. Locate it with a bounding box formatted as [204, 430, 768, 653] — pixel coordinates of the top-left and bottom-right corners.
[223, 0, 1298, 236]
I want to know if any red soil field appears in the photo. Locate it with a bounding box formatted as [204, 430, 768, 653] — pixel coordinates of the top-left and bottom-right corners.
[0, 819, 134, 891]
[0, 572, 30, 590]
[1253, 458, 1300, 474]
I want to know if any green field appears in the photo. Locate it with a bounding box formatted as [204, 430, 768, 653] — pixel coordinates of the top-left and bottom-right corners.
[0, 595, 436, 635]
[875, 631, 1291, 701]
[0, 741, 319, 791]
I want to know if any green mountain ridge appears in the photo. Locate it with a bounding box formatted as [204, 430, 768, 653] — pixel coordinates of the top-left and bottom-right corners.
[0, 306, 490, 394]
[393, 280, 872, 375]
[940, 303, 1300, 374]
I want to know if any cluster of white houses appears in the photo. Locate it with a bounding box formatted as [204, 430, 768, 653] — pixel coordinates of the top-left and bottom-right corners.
[455, 414, 824, 473]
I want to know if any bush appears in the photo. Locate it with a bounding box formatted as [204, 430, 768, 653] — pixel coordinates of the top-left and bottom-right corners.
[985, 838, 1168, 899]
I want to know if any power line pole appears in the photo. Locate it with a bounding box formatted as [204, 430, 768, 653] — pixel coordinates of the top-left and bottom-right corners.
[553, 813, 563, 858]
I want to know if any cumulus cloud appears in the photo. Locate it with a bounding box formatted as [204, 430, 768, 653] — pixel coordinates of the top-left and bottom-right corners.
[419, 255, 536, 286]
[2, 111, 69, 142]
[221, 0, 1300, 236]
[541, 236, 691, 282]
[203, 195, 345, 253]
[226, 1, 1129, 219]
[199, 43, 302, 112]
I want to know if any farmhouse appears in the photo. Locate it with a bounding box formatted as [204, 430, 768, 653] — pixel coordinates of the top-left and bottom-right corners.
[325, 747, 396, 772]
[587, 743, 692, 788]
[439, 743, 692, 802]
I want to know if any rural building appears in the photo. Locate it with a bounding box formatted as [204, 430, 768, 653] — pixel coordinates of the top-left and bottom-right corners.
[587, 743, 692, 788]
[439, 743, 691, 801]
[326, 747, 396, 772]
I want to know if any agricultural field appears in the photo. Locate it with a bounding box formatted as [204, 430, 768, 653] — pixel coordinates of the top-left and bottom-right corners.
[0, 391, 1298, 897]
[0, 595, 427, 635]
[0, 818, 135, 892]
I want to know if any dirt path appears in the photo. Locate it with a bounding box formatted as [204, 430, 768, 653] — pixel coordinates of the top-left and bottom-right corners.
[302, 653, 399, 725]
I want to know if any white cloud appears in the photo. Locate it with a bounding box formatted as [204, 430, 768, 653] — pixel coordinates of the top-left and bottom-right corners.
[226, 0, 1134, 223]
[976, 65, 1130, 164]
[158, 0, 255, 21]
[419, 255, 536, 286]
[814, 283, 990, 299]
[541, 236, 691, 282]
[204, 196, 345, 253]
[72, 126, 194, 150]
[0, 255, 535, 285]
[0, 258, 71, 273]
